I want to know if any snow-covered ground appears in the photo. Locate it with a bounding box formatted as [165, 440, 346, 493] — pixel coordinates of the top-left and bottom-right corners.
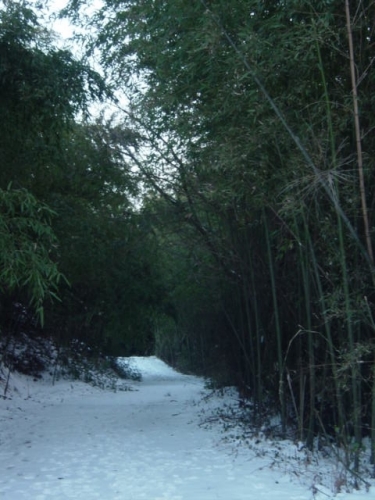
[0, 356, 374, 499]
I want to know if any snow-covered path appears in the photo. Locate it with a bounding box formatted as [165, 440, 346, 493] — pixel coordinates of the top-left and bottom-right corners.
[0, 357, 373, 499]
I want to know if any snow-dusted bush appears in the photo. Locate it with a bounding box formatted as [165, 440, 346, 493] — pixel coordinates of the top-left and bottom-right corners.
[112, 358, 142, 381]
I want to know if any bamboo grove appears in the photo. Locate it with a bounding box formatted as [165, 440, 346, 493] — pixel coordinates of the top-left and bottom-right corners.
[68, 0, 375, 472]
[2, 0, 375, 478]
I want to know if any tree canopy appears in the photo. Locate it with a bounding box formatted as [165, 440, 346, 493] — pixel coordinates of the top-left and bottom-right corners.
[0, 1, 164, 356]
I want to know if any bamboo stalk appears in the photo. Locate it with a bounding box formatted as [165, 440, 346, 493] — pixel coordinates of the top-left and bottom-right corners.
[345, 0, 374, 266]
[304, 210, 346, 449]
[371, 349, 375, 476]
[249, 256, 264, 413]
[264, 211, 286, 433]
[344, 5, 373, 467]
[363, 296, 375, 474]
[315, 20, 361, 465]
[300, 222, 315, 449]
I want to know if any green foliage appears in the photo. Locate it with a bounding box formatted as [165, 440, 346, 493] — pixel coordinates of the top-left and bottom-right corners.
[0, 1, 164, 359]
[36, 116, 165, 354]
[65, 0, 375, 463]
[0, 1, 108, 193]
[0, 186, 64, 324]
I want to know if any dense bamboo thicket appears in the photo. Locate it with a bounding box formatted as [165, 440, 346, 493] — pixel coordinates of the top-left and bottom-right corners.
[70, 0, 375, 473]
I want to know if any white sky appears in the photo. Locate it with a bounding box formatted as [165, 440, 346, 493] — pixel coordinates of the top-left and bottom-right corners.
[46, 0, 75, 42]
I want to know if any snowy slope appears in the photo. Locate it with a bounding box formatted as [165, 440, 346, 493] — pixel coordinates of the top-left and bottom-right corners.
[0, 357, 374, 499]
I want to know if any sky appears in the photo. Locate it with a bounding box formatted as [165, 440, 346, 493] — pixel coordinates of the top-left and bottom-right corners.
[45, 0, 75, 42]
[40, 0, 123, 118]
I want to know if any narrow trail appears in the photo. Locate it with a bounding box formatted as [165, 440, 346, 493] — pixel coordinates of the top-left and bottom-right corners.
[0, 358, 368, 499]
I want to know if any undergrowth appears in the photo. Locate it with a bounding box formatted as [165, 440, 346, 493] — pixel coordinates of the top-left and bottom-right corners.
[0, 333, 138, 395]
[198, 385, 373, 496]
